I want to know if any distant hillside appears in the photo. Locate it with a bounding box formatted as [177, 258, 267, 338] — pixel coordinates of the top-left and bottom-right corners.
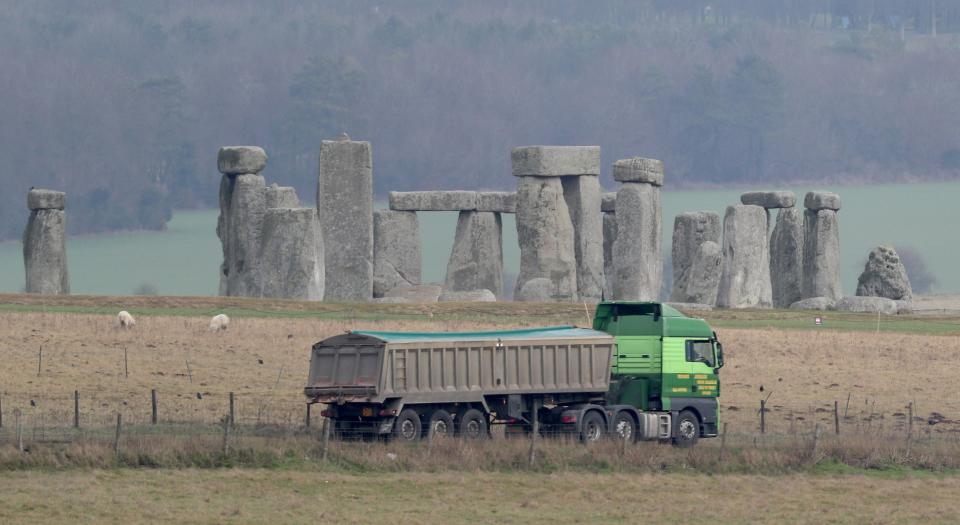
[1, 0, 959, 240]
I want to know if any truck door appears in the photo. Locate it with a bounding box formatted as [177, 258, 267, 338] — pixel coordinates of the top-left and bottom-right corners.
[661, 338, 718, 398]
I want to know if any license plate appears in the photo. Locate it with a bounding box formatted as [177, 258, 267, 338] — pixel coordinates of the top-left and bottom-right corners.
[362, 407, 374, 417]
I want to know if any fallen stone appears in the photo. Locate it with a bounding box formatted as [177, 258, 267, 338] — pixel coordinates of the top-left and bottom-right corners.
[511, 146, 600, 177]
[612, 157, 664, 186]
[373, 296, 412, 304]
[670, 211, 721, 302]
[218, 146, 267, 175]
[445, 211, 503, 298]
[613, 183, 662, 301]
[258, 208, 324, 300]
[666, 302, 714, 311]
[804, 191, 842, 211]
[384, 284, 442, 303]
[373, 210, 421, 298]
[855, 245, 912, 301]
[562, 175, 604, 302]
[438, 289, 497, 302]
[317, 139, 373, 301]
[23, 207, 69, 294]
[835, 296, 897, 315]
[788, 297, 836, 311]
[476, 192, 516, 213]
[683, 241, 722, 306]
[802, 209, 842, 301]
[514, 176, 578, 302]
[263, 184, 299, 209]
[770, 208, 804, 308]
[388, 191, 478, 211]
[740, 191, 796, 209]
[515, 277, 556, 302]
[601, 192, 616, 212]
[27, 189, 66, 210]
[225, 174, 267, 297]
[895, 300, 914, 315]
[717, 205, 772, 308]
[602, 212, 617, 299]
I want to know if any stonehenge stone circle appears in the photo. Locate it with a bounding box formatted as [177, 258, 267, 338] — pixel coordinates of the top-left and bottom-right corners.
[740, 191, 796, 209]
[602, 211, 617, 299]
[438, 289, 497, 302]
[562, 175, 604, 302]
[716, 204, 772, 308]
[601, 192, 616, 212]
[258, 208, 324, 300]
[218, 146, 267, 175]
[670, 211, 721, 303]
[789, 297, 836, 311]
[318, 138, 373, 301]
[769, 207, 804, 308]
[515, 277, 557, 302]
[802, 192, 842, 301]
[835, 296, 898, 315]
[264, 184, 299, 209]
[511, 146, 600, 177]
[445, 211, 504, 298]
[23, 189, 69, 294]
[389, 191, 478, 211]
[221, 173, 267, 297]
[683, 240, 723, 306]
[856, 245, 912, 300]
[612, 157, 663, 301]
[373, 210, 421, 298]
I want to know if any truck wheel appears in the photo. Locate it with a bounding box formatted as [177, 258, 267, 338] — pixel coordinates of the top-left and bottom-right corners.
[672, 410, 700, 448]
[458, 408, 488, 439]
[427, 409, 454, 439]
[613, 412, 636, 442]
[580, 411, 605, 443]
[393, 408, 422, 442]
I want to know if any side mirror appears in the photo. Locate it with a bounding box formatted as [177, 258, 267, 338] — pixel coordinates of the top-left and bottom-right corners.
[714, 342, 724, 370]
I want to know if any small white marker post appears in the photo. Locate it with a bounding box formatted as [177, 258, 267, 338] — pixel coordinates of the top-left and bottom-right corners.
[814, 316, 822, 327]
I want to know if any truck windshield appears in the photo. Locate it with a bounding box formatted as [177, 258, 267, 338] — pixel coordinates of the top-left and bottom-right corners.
[685, 340, 715, 367]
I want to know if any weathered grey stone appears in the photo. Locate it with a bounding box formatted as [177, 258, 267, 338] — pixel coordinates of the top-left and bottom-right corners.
[601, 192, 616, 212]
[511, 146, 600, 177]
[770, 207, 804, 308]
[258, 208, 324, 300]
[717, 205, 772, 308]
[263, 184, 299, 209]
[789, 297, 836, 311]
[373, 210, 421, 298]
[515, 277, 556, 302]
[218, 146, 267, 175]
[683, 241, 722, 306]
[602, 212, 617, 299]
[612, 157, 664, 186]
[856, 245, 912, 301]
[476, 192, 516, 213]
[670, 211, 721, 302]
[384, 284, 442, 303]
[373, 296, 412, 304]
[445, 211, 503, 298]
[666, 302, 715, 312]
[438, 289, 497, 302]
[318, 139, 373, 301]
[835, 296, 897, 315]
[216, 175, 234, 296]
[562, 175, 604, 302]
[740, 191, 796, 209]
[895, 300, 914, 315]
[804, 191, 842, 211]
[388, 191, 478, 211]
[23, 207, 69, 294]
[514, 177, 578, 302]
[223, 174, 267, 297]
[613, 183, 662, 301]
[27, 189, 66, 210]
[802, 209, 842, 301]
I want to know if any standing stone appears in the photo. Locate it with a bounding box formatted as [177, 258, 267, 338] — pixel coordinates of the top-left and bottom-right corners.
[740, 191, 796, 209]
[373, 210, 421, 298]
[562, 175, 604, 302]
[216, 146, 269, 297]
[717, 205, 772, 308]
[602, 212, 617, 299]
[318, 139, 373, 301]
[258, 208, 324, 300]
[23, 189, 69, 294]
[856, 245, 912, 300]
[612, 176, 662, 301]
[445, 211, 504, 298]
[683, 241, 722, 305]
[264, 184, 300, 209]
[222, 174, 267, 297]
[513, 176, 577, 302]
[218, 146, 267, 175]
[802, 192, 842, 301]
[769, 207, 804, 308]
[670, 211, 721, 302]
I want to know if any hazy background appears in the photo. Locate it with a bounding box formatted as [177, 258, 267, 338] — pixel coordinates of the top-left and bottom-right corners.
[0, 1, 956, 296]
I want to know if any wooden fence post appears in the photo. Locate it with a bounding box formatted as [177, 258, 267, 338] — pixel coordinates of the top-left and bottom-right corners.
[15, 409, 22, 453]
[114, 413, 122, 457]
[834, 400, 840, 435]
[124, 348, 129, 378]
[321, 417, 331, 462]
[0, 392, 4, 429]
[229, 392, 235, 427]
[760, 399, 766, 434]
[74, 390, 80, 428]
[37, 346, 42, 376]
[305, 403, 312, 429]
[222, 415, 230, 455]
[151, 389, 158, 425]
[811, 424, 822, 463]
[528, 398, 540, 467]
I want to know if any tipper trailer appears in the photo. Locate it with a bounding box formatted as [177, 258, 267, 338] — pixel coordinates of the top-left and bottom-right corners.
[305, 302, 724, 447]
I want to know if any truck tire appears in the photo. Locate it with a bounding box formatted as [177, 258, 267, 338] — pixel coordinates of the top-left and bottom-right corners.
[580, 411, 605, 443]
[672, 410, 700, 448]
[393, 408, 422, 442]
[458, 408, 488, 439]
[427, 409, 454, 439]
[612, 412, 636, 442]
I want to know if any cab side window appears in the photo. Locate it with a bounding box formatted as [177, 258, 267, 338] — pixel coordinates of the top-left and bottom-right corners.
[685, 340, 715, 367]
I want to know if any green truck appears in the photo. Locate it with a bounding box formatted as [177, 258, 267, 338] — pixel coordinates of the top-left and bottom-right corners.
[305, 301, 723, 447]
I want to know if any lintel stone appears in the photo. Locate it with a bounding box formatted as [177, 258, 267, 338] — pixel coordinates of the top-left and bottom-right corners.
[511, 146, 600, 177]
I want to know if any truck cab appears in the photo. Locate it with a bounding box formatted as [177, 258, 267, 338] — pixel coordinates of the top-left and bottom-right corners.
[593, 302, 723, 443]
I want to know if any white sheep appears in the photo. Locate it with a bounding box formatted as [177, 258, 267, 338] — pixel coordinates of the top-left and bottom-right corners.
[117, 311, 136, 329]
[209, 314, 230, 332]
